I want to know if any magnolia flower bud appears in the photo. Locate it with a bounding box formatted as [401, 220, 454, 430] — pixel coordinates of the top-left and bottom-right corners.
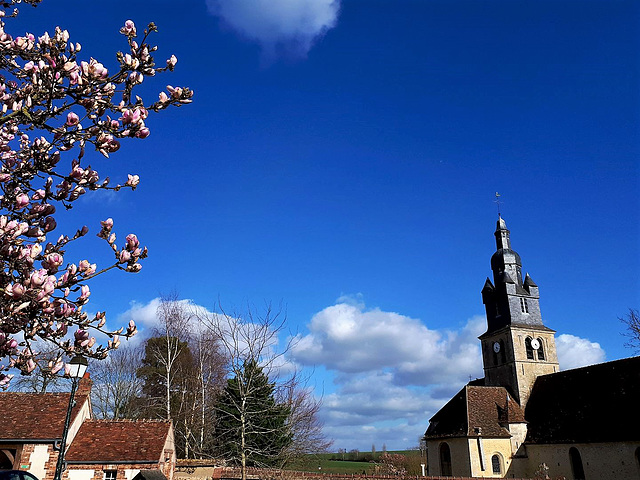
[125, 174, 140, 188]
[15, 193, 29, 209]
[118, 250, 131, 263]
[66, 112, 80, 126]
[101, 218, 114, 230]
[125, 233, 139, 250]
[120, 20, 137, 37]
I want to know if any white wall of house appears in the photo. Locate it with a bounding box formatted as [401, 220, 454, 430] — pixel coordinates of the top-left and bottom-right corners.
[66, 398, 92, 447]
[28, 445, 50, 480]
[68, 469, 94, 480]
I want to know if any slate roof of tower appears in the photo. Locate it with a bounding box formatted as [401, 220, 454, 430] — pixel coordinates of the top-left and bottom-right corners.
[425, 384, 526, 439]
[0, 391, 89, 441]
[65, 419, 172, 463]
[524, 356, 640, 444]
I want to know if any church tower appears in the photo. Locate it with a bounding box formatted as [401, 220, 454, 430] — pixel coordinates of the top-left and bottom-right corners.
[479, 217, 559, 407]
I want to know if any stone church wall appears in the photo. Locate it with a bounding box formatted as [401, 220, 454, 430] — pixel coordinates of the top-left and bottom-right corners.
[525, 441, 640, 480]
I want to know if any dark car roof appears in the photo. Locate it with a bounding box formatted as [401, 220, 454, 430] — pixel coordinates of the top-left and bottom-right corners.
[0, 471, 40, 480]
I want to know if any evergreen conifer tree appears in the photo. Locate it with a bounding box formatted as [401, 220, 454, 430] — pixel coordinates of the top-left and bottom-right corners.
[214, 359, 292, 468]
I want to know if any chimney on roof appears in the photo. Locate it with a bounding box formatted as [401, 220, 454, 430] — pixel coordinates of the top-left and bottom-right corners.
[77, 372, 92, 396]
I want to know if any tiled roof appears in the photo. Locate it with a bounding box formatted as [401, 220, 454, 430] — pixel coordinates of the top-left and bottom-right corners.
[66, 419, 172, 464]
[0, 391, 88, 441]
[425, 384, 525, 439]
[525, 356, 640, 444]
[133, 470, 168, 480]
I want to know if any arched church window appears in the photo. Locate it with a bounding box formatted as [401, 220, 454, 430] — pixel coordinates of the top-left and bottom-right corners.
[439, 442, 452, 476]
[569, 447, 585, 480]
[536, 338, 545, 360]
[525, 337, 534, 359]
[491, 454, 503, 475]
[500, 340, 506, 363]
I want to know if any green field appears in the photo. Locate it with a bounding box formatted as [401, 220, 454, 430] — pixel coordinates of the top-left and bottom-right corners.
[286, 458, 375, 475]
[285, 451, 423, 475]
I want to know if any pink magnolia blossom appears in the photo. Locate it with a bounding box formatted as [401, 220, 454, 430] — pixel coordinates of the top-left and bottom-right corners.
[79, 285, 90, 300]
[66, 112, 80, 126]
[120, 20, 137, 37]
[118, 250, 131, 263]
[15, 193, 29, 209]
[0, 5, 191, 383]
[125, 233, 139, 250]
[125, 174, 140, 187]
[101, 218, 114, 229]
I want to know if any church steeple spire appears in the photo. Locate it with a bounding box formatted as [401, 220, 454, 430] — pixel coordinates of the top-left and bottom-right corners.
[479, 216, 559, 406]
[495, 216, 511, 250]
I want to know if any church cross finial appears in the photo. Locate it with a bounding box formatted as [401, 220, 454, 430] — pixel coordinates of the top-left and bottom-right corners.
[495, 192, 502, 217]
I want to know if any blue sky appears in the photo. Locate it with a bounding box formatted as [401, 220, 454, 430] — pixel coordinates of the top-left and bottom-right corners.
[9, 0, 639, 450]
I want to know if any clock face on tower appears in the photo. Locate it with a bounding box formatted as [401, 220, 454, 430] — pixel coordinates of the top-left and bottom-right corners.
[493, 341, 501, 353]
[531, 339, 540, 350]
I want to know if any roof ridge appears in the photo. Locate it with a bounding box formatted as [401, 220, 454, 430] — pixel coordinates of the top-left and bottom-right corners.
[86, 418, 171, 423]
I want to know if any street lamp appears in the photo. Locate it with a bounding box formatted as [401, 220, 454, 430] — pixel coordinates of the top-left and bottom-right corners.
[53, 355, 88, 480]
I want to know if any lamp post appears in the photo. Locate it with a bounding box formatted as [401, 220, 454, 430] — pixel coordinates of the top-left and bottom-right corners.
[53, 355, 88, 480]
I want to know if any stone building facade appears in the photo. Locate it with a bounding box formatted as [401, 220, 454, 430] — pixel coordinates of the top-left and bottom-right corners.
[424, 217, 640, 479]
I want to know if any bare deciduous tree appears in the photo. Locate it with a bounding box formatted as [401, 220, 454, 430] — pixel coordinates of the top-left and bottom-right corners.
[185, 319, 226, 457]
[91, 344, 144, 419]
[278, 373, 332, 461]
[153, 293, 192, 420]
[10, 341, 65, 392]
[620, 308, 640, 352]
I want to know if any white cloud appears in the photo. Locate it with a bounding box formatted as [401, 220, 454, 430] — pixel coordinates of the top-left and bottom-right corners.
[290, 301, 486, 449]
[291, 300, 610, 450]
[291, 303, 485, 385]
[556, 333, 605, 370]
[206, 0, 340, 59]
[116, 297, 162, 331]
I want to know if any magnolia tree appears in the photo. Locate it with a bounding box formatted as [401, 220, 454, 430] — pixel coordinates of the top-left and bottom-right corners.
[0, 0, 192, 386]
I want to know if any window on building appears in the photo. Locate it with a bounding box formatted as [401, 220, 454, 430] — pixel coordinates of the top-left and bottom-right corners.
[499, 340, 506, 363]
[520, 297, 529, 313]
[104, 470, 117, 480]
[569, 447, 585, 480]
[525, 337, 534, 359]
[491, 454, 502, 475]
[536, 338, 545, 360]
[439, 442, 452, 476]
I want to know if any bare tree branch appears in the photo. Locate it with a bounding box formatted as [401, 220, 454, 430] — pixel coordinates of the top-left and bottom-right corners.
[620, 308, 640, 352]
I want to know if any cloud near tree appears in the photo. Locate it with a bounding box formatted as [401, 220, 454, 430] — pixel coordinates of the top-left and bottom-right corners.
[206, 0, 340, 59]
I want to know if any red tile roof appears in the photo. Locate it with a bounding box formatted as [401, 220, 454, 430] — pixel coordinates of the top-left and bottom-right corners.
[425, 384, 525, 439]
[65, 419, 172, 464]
[0, 391, 89, 441]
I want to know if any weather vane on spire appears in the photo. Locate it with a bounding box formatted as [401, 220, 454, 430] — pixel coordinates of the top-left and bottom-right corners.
[495, 192, 502, 217]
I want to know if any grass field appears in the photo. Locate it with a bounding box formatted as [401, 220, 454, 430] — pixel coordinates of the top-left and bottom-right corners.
[285, 451, 423, 475]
